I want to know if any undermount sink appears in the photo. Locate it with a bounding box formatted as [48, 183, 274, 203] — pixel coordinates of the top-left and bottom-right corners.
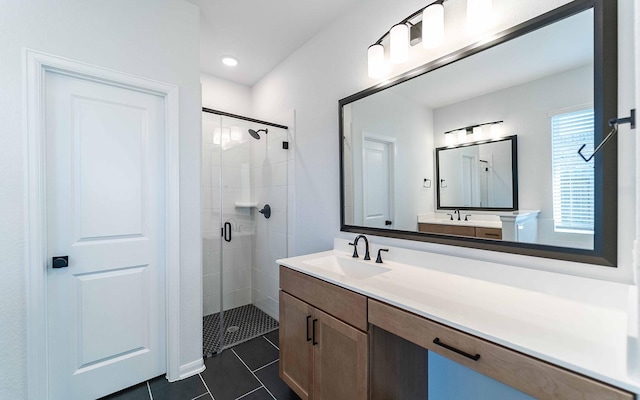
[303, 254, 391, 279]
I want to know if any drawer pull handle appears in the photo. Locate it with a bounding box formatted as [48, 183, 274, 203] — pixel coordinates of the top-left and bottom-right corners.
[312, 318, 318, 345]
[433, 337, 480, 361]
[306, 315, 312, 341]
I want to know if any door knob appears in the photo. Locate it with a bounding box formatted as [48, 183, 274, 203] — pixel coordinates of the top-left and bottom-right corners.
[52, 256, 69, 269]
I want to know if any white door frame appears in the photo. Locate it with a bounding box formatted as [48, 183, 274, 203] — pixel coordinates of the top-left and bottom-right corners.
[24, 49, 181, 400]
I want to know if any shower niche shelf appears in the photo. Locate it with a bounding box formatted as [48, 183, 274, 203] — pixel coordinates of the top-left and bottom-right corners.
[234, 202, 259, 208]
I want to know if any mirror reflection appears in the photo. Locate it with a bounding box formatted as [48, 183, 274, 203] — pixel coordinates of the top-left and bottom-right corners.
[342, 9, 594, 250]
[437, 136, 517, 210]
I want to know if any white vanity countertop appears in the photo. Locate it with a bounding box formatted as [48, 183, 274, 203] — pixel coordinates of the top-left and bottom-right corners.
[278, 240, 640, 393]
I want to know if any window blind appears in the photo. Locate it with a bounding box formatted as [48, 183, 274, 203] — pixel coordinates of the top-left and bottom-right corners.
[551, 108, 594, 233]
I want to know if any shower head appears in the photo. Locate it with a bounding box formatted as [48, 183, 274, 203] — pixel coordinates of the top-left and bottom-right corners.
[248, 128, 268, 140]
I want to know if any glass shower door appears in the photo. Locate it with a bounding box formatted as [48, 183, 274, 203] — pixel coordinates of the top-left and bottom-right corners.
[202, 110, 289, 356]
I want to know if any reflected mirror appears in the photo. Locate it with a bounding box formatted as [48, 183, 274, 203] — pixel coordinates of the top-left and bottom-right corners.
[340, 0, 617, 266]
[436, 136, 517, 210]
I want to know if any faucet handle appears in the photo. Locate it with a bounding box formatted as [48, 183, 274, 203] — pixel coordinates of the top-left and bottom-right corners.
[375, 248, 389, 263]
[446, 213, 454, 220]
[348, 242, 359, 258]
[464, 214, 472, 221]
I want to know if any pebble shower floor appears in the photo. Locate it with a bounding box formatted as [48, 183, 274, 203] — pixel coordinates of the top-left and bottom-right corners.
[203, 304, 279, 358]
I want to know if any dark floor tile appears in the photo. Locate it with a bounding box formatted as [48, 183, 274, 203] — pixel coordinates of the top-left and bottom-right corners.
[238, 387, 274, 400]
[233, 336, 279, 370]
[255, 361, 301, 400]
[149, 374, 208, 400]
[201, 350, 261, 400]
[99, 382, 150, 400]
[264, 329, 279, 348]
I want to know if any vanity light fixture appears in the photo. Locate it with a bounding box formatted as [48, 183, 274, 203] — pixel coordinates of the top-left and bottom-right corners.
[444, 120, 503, 145]
[422, 2, 445, 49]
[390, 23, 410, 64]
[367, 0, 494, 78]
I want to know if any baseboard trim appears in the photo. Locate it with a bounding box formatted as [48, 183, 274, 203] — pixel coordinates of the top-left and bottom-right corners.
[169, 359, 205, 382]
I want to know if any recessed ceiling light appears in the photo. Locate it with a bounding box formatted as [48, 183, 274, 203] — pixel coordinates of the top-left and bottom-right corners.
[221, 56, 238, 67]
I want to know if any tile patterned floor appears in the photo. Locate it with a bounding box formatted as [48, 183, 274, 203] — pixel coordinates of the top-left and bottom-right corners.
[101, 330, 299, 400]
[203, 304, 279, 357]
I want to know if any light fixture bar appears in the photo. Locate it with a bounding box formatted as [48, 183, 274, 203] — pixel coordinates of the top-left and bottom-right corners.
[443, 120, 503, 135]
[371, 0, 446, 46]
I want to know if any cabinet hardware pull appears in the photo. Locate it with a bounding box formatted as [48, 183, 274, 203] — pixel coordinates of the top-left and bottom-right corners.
[433, 337, 480, 361]
[306, 315, 312, 341]
[312, 318, 318, 345]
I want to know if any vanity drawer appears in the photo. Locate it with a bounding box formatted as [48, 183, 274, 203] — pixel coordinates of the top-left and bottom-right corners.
[280, 266, 367, 331]
[418, 223, 475, 237]
[475, 227, 502, 239]
[368, 299, 633, 400]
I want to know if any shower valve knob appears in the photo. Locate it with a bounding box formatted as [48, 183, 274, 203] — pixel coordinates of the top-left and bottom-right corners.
[258, 204, 271, 219]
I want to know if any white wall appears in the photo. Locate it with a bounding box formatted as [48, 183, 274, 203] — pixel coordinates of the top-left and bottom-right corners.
[0, 1, 202, 398]
[201, 72, 252, 116]
[251, 0, 636, 283]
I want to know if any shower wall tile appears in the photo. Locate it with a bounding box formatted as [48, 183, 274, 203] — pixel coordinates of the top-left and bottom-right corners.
[287, 184, 295, 212]
[203, 251, 221, 275]
[272, 161, 287, 187]
[269, 232, 287, 259]
[267, 140, 288, 164]
[264, 253, 280, 277]
[251, 288, 278, 321]
[268, 210, 287, 234]
[202, 237, 219, 261]
[201, 165, 221, 189]
[203, 273, 221, 297]
[224, 288, 251, 311]
[287, 234, 296, 258]
[203, 294, 221, 316]
[238, 268, 251, 289]
[202, 212, 221, 235]
[268, 186, 287, 210]
[222, 247, 252, 271]
[222, 269, 240, 293]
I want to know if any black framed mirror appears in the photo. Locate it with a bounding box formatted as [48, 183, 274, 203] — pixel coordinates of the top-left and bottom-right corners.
[339, 0, 617, 266]
[436, 136, 518, 211]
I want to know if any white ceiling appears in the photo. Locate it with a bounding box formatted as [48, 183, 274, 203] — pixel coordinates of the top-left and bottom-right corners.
[187, 0, 364, 86]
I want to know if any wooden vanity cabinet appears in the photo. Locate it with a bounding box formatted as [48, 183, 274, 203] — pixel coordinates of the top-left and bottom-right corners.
[279, 267, 368, 400]
[369, 299, 634, 400]
[418, 222, 503, 240]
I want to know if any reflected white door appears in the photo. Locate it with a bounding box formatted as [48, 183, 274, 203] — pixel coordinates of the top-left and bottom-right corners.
[363, 138, 392, 228]
[45, 71, 166, 399]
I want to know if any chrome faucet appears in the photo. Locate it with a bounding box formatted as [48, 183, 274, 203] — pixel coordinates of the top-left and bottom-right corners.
[349, 234, 371, 260]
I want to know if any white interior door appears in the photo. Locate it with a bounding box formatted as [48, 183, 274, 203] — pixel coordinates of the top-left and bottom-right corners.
[45, 71, 166, 399]
[363, 138, 392, 228]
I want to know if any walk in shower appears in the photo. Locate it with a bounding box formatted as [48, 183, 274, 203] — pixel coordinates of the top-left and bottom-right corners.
[201, 109, 291, 356]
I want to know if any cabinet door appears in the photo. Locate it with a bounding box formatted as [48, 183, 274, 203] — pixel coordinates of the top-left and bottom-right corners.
[280, 291, 313, 400]
[312, 308, 367, 400]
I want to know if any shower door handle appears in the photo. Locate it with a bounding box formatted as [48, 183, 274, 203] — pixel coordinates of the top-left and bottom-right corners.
[223, 222, 232, 242]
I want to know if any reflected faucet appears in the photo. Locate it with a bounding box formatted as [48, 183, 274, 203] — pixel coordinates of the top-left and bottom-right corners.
[349, 235, 371, 261]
